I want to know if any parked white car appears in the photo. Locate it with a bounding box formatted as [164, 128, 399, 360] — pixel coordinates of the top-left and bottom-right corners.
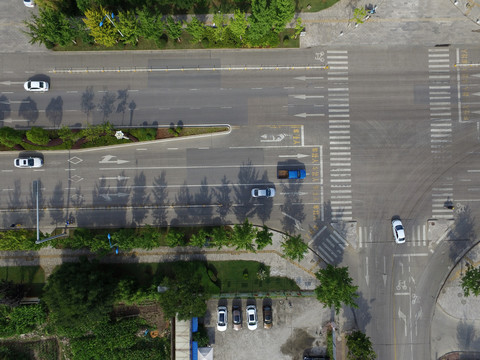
[24, 80, 49, 92]
[392, 219, 406, 244]
[23, 0, 35, 7]
[246, 305, 257, 330]
[217, 306, 227, 332]
[251, 187, 275, 198]
[14, 157, 43, 168]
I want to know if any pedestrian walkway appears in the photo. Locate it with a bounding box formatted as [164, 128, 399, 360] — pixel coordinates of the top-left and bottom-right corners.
[0, 230, 322, 290]
[432, 240, 480, 359]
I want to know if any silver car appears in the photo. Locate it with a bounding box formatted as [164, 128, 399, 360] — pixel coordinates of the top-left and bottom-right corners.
[251, 187, 275, 198]
[14, 157, 43, 168]
[24, 81, 49, 92]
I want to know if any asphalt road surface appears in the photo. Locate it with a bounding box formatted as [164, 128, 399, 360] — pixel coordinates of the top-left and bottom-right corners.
[2, 46, 480, 359]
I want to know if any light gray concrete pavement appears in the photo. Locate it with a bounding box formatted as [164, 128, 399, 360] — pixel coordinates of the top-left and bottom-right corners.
[4, 0, 480, 53]
[432, 240, 480, 359]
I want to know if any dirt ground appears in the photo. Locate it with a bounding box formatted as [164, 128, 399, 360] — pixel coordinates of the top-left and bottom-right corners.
[204, 297, 332, 360]
[113, 302, 170, 336]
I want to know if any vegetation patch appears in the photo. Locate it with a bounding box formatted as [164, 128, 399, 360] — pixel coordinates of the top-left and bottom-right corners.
[0, 124, 228, 151]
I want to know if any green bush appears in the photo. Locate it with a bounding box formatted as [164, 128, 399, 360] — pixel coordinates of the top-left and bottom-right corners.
[9, 304, 47, 334]
[165, 229, 185, 247]
[26, 127, 50, 145]
[0, 127, 23, 147]
[127, 128, 157, 141]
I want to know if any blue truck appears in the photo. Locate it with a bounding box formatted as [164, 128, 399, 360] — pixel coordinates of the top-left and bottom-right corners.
[277, 169, 306, 179]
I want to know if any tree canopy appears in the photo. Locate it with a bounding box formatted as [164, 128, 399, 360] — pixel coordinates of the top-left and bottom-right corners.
[346, 330, 377, 360]
[281, 234, 308, 261]
[462, 264, 480, 297]
[314, 264, 359, 314]
[42, 257, 116, 336]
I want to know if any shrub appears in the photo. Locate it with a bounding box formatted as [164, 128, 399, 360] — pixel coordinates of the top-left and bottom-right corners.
[0, 127, 22, 147]
[128, 128, 156, 141]
[165, 229, 185, 247]
[26, 127, 50, 145]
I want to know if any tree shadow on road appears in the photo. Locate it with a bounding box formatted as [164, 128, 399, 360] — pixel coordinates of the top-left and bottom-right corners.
[456, 319, 480, 351]
[49, 181, 64, 226]
[233, 160, 258, 223]
[173, 181, 194, 225]
[132, 172, 150, 226]
[18, 97, 38, 126]
[213, 175, 231, 222]
[448, 205, 476, 263]
[280, 181, 305, 235]
[0, 95, 11, 121]
[255, 171, 274, 224]
[192, 177, 213, 224]
[45, 96, 63, 128]
[152, 171, 168, 227]
[352, 291, 372, 333]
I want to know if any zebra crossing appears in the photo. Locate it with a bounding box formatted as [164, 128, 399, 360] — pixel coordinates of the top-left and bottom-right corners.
[428, 48, 453, 160]
[431, 179, 455, 219]
[358, 225, 428, 248]
[309, 225, 348, 264]
[327, 50, 353, 222]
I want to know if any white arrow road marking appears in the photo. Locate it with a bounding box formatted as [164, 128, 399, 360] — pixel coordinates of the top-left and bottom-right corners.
[383, 256, 387, 286]
[365, 257, 369, 286]
[294, 76, 324, 81]
[99, 155, 129, 164]
[0, 81, 24, 86]
[278, 153, 309, 159]
[289, 94, 325, 99]
[0, 119, 30, 123]
[100, 176, 130, 181]
[294, 113, 325, 118]
[280, 192, 308, 196]
[281, 212, 304, 231]
[398, 308, 407, 337]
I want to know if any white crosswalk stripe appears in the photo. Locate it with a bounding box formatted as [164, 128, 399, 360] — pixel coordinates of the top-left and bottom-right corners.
[358, 225, 428, 248]
[309, 225, 348, 264]
[327, 51, 353, 222]
[431, 181, 454, 219]
[428, 48, 452, 160]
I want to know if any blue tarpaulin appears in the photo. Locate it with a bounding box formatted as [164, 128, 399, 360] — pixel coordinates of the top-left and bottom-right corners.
[191, 317, 198, 332]
[191, 341, 198, 360]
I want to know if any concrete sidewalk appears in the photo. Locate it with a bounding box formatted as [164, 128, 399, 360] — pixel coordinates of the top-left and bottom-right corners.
[432, 241, 480, 359]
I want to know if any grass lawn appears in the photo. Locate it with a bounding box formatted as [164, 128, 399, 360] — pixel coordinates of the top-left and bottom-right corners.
[297, 0, 340, 12]
[0, 266, 45, 297]
[105, 260, 299, 295]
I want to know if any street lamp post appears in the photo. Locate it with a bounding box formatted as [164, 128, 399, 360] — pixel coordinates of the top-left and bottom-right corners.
[99, 13, 124, 37]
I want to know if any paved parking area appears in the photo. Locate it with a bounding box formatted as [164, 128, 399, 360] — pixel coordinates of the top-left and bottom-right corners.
[204, 297, 332, 360]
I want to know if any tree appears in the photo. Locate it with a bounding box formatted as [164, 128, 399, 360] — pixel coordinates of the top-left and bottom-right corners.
[315, 264, 359, 314]
[273, 0, 295, 33]
[294, 18, 304, 39]
[211, 13, 228, 43]
[165, 228, 186, 247]
[158, 264, 208, 320]
[136, 7, 163, 41]
[346, 330, 376, 360]
[231, 219, 257, 251]
[83, 7, 119, 47]
[117, 10, 138, 46]
[255, 225, 273, 250]
[281, 234, 308, 261]
[229, 10, 248, 43]
[247, 0, 274, 45]
[23, 8, 76, 48]
[42, 257, 116, 336]
[165, 16, 183, 42]
[462, 264, 480, 297]
[189, 228, 209, 247]
[209, 226, 231, 249]
[186, 16, 205, 43]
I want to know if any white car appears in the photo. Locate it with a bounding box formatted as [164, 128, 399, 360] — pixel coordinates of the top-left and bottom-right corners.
[24, 80, 49, 92]
[246, 305, 257, 330]
[14, 157, 43, 168]
[217, 306, 227, 332]
[251, 187, 275, 198]
[392, 219, 406, 244]
[23, 0, 34, 7]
